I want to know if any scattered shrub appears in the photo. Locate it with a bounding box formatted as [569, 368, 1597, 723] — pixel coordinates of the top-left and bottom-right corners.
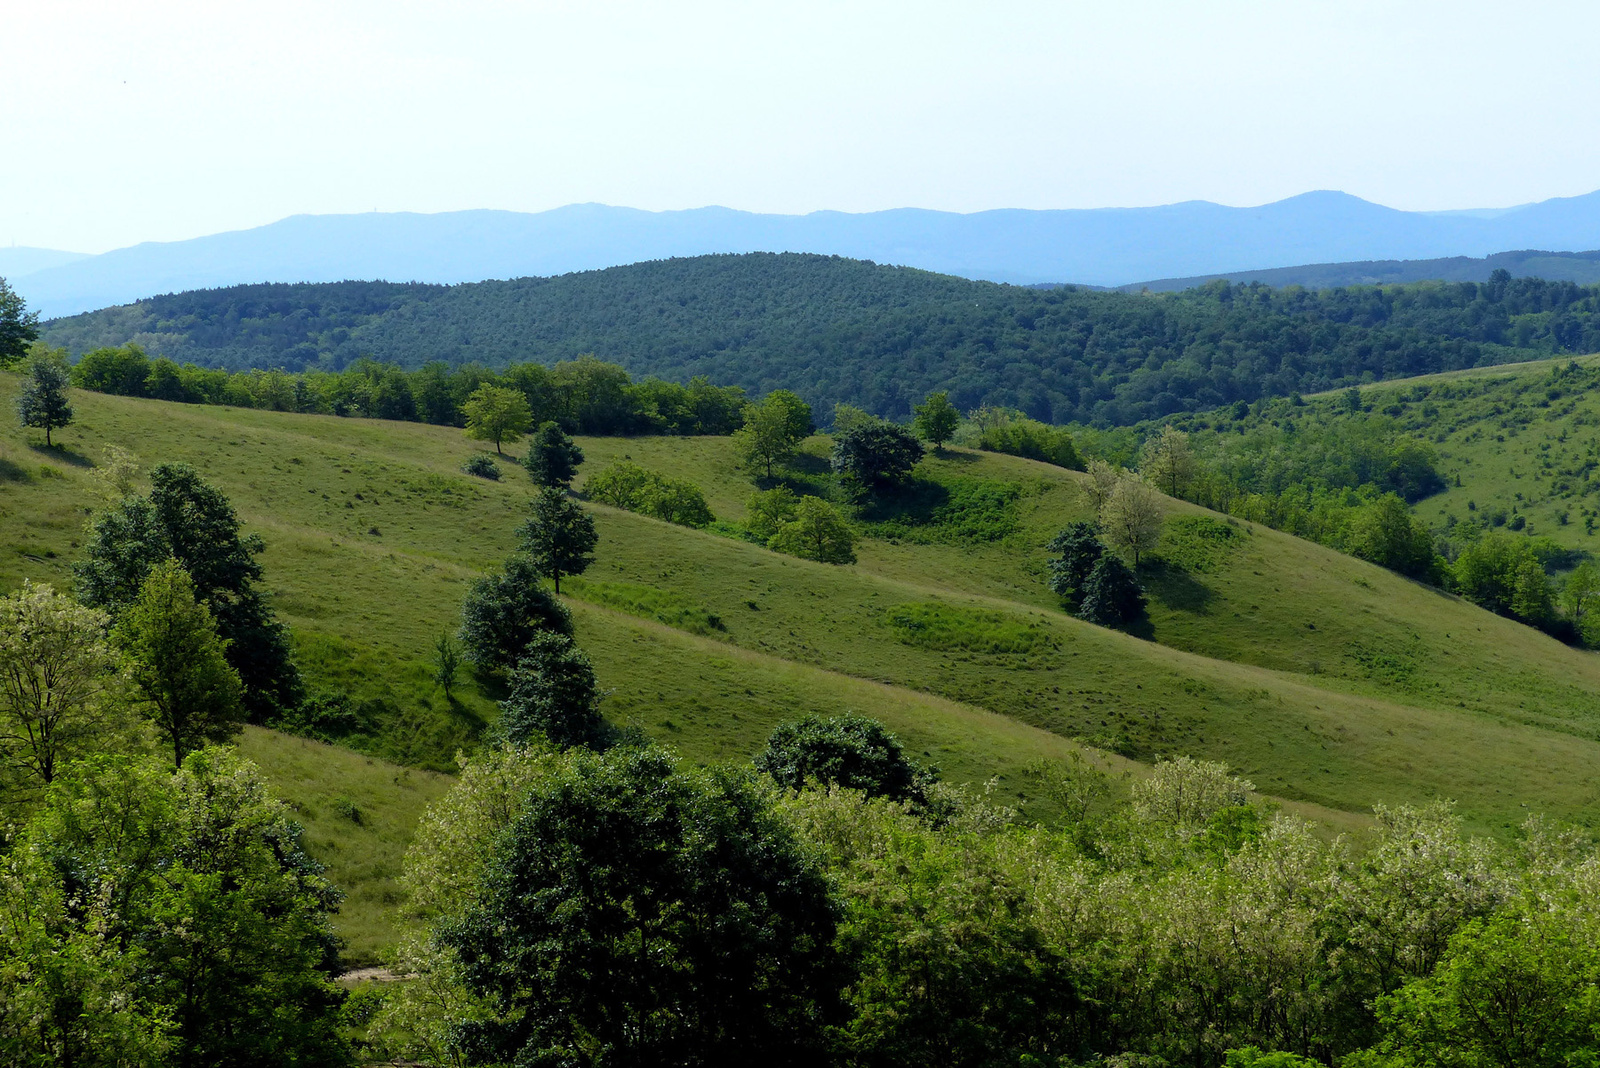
[461, 453, 502, 479]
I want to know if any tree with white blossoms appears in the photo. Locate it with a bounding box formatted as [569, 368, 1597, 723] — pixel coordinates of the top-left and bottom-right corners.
[0, 581, 126, 796]
[1130, 754, 1254, 835]
[1081, 458, 1122, 512]
[1099, 475, 1165, 568]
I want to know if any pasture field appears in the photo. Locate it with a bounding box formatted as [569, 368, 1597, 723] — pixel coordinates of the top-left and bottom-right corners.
[7, 373, 1600, 959]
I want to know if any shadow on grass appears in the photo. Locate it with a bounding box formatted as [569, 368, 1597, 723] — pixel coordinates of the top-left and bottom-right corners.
[471, 667, 511, 703]
[1140, 560, 1216, 615]
[853, 478, 951, 526]
[928, 447, 982, 464]
[444, 692, 489, 733]
[0, 457, 32, 483]
[30, 443, 94, 468]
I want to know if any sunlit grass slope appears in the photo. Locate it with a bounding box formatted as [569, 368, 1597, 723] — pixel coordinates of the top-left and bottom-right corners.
[1314, 354, 1600, 556]
[7, 374, 1600, 958]
[235, 728, 451, 965]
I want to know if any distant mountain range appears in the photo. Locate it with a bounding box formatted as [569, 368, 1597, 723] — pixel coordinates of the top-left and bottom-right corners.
[1115, 248, 1600, 292]
[12, 190, 1600, 318]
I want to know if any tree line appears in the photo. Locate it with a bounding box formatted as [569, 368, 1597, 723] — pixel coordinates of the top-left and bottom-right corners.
[34, 256, 1600, 427]
[64, 344, 752, 436]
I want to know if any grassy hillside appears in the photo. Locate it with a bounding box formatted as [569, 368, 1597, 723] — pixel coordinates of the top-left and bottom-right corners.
[37, 254, 1600, 424]
[1333, 356, 1600, 554]
[10, 376, 1600, 957]
[1177, 353, 1600, 558]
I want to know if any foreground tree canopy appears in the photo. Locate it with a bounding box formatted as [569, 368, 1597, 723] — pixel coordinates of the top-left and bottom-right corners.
[0, 749, 349, 1067]
[382, 742, 1600, 1068]
[415, 746, 842, 1067]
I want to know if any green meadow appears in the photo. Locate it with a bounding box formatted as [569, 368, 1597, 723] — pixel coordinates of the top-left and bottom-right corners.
[8, 373, 1600, 960]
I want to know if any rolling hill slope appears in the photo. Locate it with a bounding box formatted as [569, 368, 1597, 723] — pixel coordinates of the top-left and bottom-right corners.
[7, 379, 1600, 954]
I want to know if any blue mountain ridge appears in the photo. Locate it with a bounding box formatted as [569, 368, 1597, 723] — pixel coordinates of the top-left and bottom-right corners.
[13, 190, 1600, 318]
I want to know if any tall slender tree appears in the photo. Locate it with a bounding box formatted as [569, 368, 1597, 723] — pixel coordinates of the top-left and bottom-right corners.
[115, 561, 244, 767]
[518, 487, 598, 595]
[16, 350, 73, 447]
[524, 420, 585, 488]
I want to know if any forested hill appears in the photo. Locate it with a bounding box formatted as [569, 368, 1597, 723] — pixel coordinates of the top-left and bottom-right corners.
[40, 253, 1600, 425]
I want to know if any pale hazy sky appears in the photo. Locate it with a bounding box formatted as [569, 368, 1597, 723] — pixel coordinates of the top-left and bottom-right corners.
[6, 0, 1600, 253]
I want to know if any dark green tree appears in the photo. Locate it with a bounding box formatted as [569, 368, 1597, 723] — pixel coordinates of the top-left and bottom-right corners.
[1046, 522, 1105, 608]
[432, 630, 462, 698]
[0, 277, 39, 369]
[524, 420, 585, 488]
[436, 746, 842, 1067]
[831, 421, 925, 500]
[498, 631, 604, 749]
[912, 390, 960, 451]
[1343, 494, 1439, 579]
[458, 555, 573, 673]
[1077, 554, 1144, 626]
[517, 487, 597, 594]
[75, 463, 302, 720]
[754, 713, 936, 804]
[16, 352, 73, 447]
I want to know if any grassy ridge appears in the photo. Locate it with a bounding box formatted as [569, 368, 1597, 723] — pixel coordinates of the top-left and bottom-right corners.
[9, 377, 1600, 956]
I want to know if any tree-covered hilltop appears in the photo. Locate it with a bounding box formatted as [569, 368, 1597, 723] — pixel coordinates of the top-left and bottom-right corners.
[40, 254, 1600, 425]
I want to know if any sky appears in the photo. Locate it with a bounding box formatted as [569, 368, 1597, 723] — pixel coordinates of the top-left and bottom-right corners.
[6, 0, 1600, 254]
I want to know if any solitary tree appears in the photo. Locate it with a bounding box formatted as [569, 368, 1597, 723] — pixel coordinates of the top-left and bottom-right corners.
[912, 391, 961, 452]
[1139, 426, 1197, 499]
[524, 420, 585, 488]
[432, 746, 842, 1067]
[0, 277, 40, 369]
[831, 421, 924, 500]
[517, 487, 598, 594]
[1077, 555, 1144, 626]
[115, 560, 244, 767]
[1099, 476, 1164, 567]
[89, 444, 142, 503]
[764, 389, 815, 440]
[432, 630, 462, 699]
[1046, 522, 1105, 608]
[499, 631, 604, 749]
[755, 713, 935, 804]
[767, 496, 858, 564]
[16, 350, 73, 447]
[458, 555, 574, 673]
[0, 582, 122, 793]
[462, 384, 533, 454]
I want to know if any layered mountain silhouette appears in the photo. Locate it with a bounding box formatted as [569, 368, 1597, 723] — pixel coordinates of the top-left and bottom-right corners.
[12, 190, 1600, 317]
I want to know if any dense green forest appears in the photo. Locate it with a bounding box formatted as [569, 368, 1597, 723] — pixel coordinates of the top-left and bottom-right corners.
[39, 255, 1600, 424]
